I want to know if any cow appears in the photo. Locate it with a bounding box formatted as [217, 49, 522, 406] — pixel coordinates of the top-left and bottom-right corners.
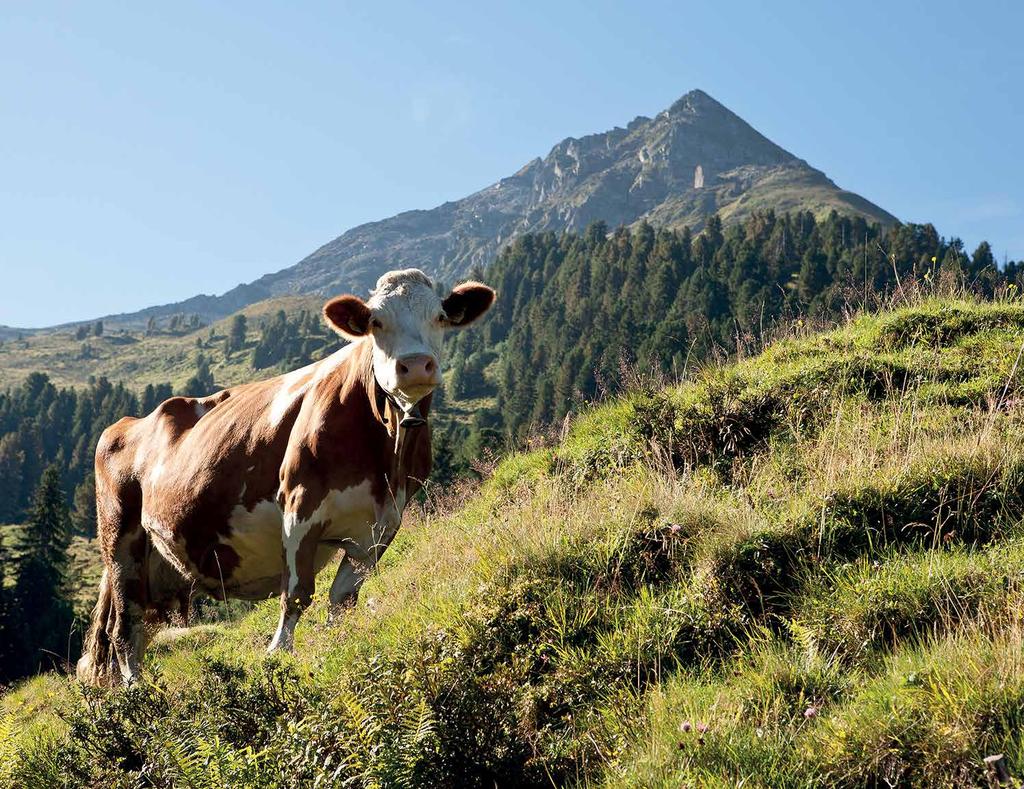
[76, 269, 495, 686]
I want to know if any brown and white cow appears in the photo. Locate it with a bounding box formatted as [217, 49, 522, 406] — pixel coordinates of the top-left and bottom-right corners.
[76, 269, 495, 685]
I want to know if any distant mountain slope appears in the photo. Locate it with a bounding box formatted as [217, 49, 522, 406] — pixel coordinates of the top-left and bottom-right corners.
[84, 89, 895, 330]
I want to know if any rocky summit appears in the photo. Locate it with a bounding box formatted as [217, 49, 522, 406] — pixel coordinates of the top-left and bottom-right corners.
[96, 90, 895, 328]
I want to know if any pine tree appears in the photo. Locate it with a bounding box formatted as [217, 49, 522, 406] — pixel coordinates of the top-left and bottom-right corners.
[797, 247, 829, 305]
[970, 241, 997, 277]
[12, 465, 74, 676]
[0, 532, 12, 681]
[71, 472, 97, 537]
[182, 353, 216, 396]
[0, 434, 25, 523]
[228, 313, 248, 354]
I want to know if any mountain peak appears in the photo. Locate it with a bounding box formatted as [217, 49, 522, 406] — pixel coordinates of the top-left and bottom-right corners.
[666, 88, 740, 118]
[84, 91, 897, 329]
[667, 88, 718, 113]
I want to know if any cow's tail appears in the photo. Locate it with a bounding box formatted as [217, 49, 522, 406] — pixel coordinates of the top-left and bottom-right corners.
[75, 568, 119, 686]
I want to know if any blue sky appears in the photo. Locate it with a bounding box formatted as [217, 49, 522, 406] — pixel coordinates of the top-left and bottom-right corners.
[2, 1, 1022, 326]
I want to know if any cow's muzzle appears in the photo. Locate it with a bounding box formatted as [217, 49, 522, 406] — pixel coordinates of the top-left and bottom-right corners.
[396, 354, 439, 390]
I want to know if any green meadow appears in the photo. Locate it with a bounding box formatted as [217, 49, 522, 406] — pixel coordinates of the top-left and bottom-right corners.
[4, 297, 1024, 787]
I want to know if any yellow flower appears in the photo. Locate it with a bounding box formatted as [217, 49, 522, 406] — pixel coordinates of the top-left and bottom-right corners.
[931, 256, 937, 263]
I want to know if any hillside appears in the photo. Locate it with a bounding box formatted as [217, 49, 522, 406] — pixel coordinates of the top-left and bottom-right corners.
[63, 89, 895, 331]
[3, 297, 1024, 787]
[0, 296, 326, 392]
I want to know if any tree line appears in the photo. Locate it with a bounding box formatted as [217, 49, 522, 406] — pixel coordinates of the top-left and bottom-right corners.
[444, 210, 1019, 441]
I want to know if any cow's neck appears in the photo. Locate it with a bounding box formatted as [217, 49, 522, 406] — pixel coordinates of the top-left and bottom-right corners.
[338, 340, 432, 496]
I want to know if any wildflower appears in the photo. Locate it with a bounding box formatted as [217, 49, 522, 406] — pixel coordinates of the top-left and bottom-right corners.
[804, 706, 818, 719]
[668, 523, 683, 535]
[680, 720, 692, 733]
[696, 721, 709, 734]
[931, 256, 937, 263]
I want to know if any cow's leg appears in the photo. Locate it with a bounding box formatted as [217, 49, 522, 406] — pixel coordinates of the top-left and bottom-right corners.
[77, 474, 147, 686]
[327, 507, 402, 621]
[327, 542, 372, 619]
[107, 526, 151, 683]
[146, 544, 191, 627]
[268, 509, 324, 653]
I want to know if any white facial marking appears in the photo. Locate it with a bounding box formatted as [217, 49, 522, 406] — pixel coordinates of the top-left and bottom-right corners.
[365, 270, 446, 406]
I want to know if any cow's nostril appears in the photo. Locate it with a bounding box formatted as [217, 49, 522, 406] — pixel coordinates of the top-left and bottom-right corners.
[399, 363, 409, 375]
[425, 360, 434, 372]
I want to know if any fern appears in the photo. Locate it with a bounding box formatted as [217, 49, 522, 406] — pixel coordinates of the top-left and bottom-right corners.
[786, 617, 818, 668]
[395, 696, 437, 785]
[162, 732, 212, 789]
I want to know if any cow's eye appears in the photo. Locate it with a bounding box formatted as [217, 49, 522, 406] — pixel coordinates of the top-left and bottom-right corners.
[371, 318, 383, 330]
[436, 312, 446, 323]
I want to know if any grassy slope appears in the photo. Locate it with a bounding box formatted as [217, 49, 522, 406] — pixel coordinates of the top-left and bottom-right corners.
[643, 166, 896, 234]
[4, 297, 1024, 787]
[0, 295, 323, 392]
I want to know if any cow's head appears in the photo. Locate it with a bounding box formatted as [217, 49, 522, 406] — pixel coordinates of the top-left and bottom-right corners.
[323, 268, 495, 424]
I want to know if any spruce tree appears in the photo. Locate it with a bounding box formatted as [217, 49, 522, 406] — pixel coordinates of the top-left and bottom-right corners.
[228, 313, 248, 354]
[182, 353, 216, 396]
[0, 531, 11, 681]
[12, 464, 74, 676]
[0, 434, 24, 523]
[71, 473, 97, 537]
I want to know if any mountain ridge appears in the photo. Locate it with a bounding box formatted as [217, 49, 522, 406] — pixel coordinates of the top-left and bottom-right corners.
[33, 89, 897, 331]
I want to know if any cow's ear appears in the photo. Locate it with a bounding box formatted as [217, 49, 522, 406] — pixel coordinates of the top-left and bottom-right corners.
[442, 282, 496, 329]
[323, 295, 372, 339]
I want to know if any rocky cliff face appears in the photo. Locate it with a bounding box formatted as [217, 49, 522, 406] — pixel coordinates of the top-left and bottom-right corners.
[95, 90, 895, 327]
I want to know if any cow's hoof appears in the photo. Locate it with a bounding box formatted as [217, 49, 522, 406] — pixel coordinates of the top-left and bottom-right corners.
[266, 633, 295, 654]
